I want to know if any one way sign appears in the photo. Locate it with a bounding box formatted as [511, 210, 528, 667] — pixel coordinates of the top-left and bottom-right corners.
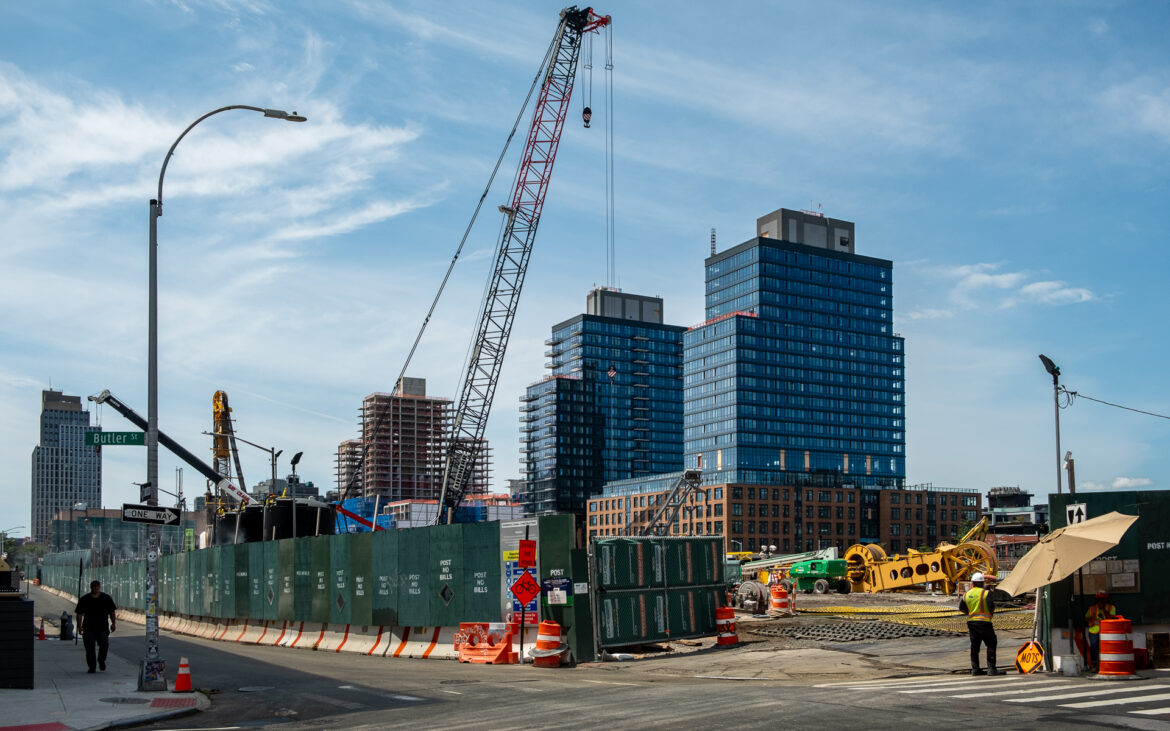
[1066, 503, 1088, 526]
[122, 503, 181, 525]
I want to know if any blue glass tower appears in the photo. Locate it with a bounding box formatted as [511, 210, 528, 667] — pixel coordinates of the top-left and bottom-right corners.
[521, 289, 685, 516]
[684, 208, 905, 488]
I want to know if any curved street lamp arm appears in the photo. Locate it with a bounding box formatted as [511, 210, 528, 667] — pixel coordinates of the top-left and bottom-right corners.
[156, 105, 304, 209]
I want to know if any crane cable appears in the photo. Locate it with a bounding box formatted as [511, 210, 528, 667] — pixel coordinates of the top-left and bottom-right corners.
[605, 20, 615, 287]
[338, 26, 563, 508]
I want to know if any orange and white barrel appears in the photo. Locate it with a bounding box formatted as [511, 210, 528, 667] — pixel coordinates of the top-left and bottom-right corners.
[769, 585, 791, 615]
[1099, 617, 1136, 677]
[716, 606, 738, 646]
[531, 620, 567, 668]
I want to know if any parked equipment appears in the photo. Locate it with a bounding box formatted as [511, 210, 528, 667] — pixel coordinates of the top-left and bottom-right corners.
[843, 518, 996, 594]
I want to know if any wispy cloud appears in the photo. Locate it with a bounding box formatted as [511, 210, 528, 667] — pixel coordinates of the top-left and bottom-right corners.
[914, 262, 1096, 310]
[1102, 78, 1170, 144]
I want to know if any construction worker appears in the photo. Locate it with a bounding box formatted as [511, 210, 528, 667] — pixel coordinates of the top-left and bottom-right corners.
[1085, 590, 1119, 671]
[959, 572, 1000, 675]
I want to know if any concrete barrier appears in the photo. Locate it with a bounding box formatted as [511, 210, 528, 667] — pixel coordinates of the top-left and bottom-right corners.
[232, 619, 251, 643]
[391, 626, 444, 659]
[295, 623, 326, 649]
[315, 624, 350, 652]
[338, 625, 383, 655]
[264, 621, 290, 647]
[239, 619, 267, 644]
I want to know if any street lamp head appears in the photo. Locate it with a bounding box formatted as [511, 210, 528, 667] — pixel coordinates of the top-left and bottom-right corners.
[1038, 354, 1060, 378]
[263, 108, 307, 122]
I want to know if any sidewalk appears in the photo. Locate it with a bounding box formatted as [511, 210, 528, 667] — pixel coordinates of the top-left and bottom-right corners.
[0, 632, 209, 731]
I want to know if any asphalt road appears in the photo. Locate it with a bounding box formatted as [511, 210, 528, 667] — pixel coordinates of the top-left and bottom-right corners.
[30, 587, 1170, 730]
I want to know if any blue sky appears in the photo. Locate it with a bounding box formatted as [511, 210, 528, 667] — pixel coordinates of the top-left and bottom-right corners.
[3, 1, 1169, 532]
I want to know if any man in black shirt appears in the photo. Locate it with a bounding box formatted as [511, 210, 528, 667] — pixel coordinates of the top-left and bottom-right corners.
[75, 580, 117, 673]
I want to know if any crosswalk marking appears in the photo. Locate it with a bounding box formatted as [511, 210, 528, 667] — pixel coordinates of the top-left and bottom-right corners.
[1130, 707, 1170, 716]
[816, 675, 955, 688]
[895, 678, 1028, 693]
[1004, 683, 1170, 704]
[1062, 691, 1170, 709]
[949, 680, 1078, 698]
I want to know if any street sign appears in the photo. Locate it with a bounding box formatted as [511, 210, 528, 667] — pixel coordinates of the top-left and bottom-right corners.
[121, 504, 181, 525]
[1067, 503, 1088, 525]
[1015, 640, 1045, 674]
[85, 431, 144, 446]
[510, 571, 541, 607]
[518, 539, 536, 568]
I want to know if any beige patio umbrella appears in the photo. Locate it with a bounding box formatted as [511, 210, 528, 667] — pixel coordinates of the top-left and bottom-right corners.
[998, 511, 1138, 597]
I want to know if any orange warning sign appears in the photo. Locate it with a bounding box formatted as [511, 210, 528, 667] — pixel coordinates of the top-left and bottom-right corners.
[1015, 640, 1045, 674]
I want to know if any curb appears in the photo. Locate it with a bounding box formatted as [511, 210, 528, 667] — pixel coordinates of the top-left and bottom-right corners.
[84, 705, 202, 731]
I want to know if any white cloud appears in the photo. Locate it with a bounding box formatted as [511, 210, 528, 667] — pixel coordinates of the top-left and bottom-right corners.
[912, 262, 1096, 310]
[1112, 476, 1153, 489]
[1087, 18, 1109, 36]
[1102, 78, 1170, 143]
[906, 308, 954, 320]
[1017, 281, 1094, 305]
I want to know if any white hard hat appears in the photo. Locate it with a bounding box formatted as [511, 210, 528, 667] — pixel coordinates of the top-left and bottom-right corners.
[970, 572, 984, 583]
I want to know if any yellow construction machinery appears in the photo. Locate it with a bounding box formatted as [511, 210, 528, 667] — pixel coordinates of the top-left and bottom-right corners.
[844, 517, 996, 594]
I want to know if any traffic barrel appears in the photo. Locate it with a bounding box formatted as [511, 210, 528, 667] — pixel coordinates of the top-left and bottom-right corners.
[530, 620, 568, 668]
[716, 606, 738, 646]
[1098, 617, 1136, 677]
[769, 585, 792, 616]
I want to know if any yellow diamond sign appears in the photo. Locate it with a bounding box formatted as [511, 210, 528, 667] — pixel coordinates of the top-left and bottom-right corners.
[1015, 640, 1045, 674]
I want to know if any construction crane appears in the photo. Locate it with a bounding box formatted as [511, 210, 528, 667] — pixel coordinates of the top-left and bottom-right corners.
[625, 469, 703, 536]
[211, 391, 247, 494]
[435, 6, 611, 524]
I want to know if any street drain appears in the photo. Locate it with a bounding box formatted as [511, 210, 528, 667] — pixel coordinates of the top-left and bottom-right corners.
[100, 697, 151, 704]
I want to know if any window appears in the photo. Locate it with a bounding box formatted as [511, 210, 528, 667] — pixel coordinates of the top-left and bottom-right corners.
[731, 503, 743, 516]
[731, 520, 743, 533]
[732, 487, 744, 499]
[747, 504, 755, 517]
[890, 508, 900, 520]
[714, 488, 723, 499]
[890, 525, 900, 536]
[747, 488, 755, 499]
[818, 506, 831, 519]
[714, 504, 724, 517]
[772, 489, 780, 500]
[836, 506, 844, 519]
[890, 494, 900, 504]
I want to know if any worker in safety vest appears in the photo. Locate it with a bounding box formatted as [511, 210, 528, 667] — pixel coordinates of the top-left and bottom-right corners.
[1085, 590, 1119, 671]
[958, 572, 1000, 676]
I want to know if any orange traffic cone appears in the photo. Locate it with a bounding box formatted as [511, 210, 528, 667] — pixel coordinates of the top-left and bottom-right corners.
[38, 618, 46, 640]
[173, 657, 193, 692]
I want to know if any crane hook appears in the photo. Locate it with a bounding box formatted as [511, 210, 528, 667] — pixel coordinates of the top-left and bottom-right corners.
[582, 106, 592, 128]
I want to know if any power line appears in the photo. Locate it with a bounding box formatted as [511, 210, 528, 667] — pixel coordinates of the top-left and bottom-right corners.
[1062, 387, 1170, 421]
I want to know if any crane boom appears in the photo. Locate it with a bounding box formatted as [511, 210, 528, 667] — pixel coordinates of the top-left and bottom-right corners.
[436, 6, 610, 523]
[88, 389, 250, 504]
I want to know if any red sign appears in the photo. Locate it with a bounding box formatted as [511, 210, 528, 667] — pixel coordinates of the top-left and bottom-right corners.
[510, 571, 541, 607]
[518, 540, 537, 568]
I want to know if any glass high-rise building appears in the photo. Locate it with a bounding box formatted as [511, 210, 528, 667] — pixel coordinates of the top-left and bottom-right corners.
[521, 288, 685, 517]
[31, 389, 102, 543]
[684, 208, 906, 488]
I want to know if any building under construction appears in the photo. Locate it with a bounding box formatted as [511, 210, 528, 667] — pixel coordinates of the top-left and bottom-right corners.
[336, 377, 491, 502]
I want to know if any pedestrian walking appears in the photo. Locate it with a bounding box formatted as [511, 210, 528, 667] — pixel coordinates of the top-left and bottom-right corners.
[959, 572, 1000, 676]
[75, 580, 117, 673]
[1085, 590, 1119, 671]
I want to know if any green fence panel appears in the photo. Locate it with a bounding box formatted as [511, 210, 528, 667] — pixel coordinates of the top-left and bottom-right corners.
[277, 539, 296, 621]
[664, 538, 724, 587]
[193, 549, 207, 617]
[328, 533, 352, 625]
[396, 526, 432, 626]
[247, 542, 265, 618]
[596, 589, 668, 646]
[216, 545, 235, 619]
[428, 525, 461, 627]
[310, 535, 331, 623]
[262, 541, 280, 621]
[665, 587, 720, 637]
[293, 538, 313, 622]
[203, 547, 217, 617]
[349, 532, 373, 627]
[232, 544, 249, 619]
[162, 554, 176, 614]
[595, 538, 665, 590]
[371, 530, 400, 626]
[462, 521, 501, 622]
[175, 551, 188, 616]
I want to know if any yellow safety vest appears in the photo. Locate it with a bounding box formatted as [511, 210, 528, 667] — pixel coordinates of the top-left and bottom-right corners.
[1085, 603, 1117, 634]
[964, 587, 992, 622]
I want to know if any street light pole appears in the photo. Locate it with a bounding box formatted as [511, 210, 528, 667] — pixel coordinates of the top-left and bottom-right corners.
[1038, 355, 1063, 496]
[143, 105, 305, 691]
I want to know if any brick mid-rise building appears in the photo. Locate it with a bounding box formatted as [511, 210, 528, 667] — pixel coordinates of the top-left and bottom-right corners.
[588, 479, 981, 555]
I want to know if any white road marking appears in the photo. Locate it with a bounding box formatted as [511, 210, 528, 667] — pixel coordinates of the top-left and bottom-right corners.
[896, 678, 1026, 693]
[1130, 707, 1170, 716]
[1062, 691, 1170, 709]
[390, 694, 423, 701]
[581, 679, 640, 686]
[1005, 683, 1170, 704]
[441, 690, 462, 695]
[816, 675, 955, 688]
[949, 680, 1078, 698]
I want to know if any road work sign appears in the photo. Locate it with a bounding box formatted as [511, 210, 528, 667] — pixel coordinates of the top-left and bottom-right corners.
[121, 504, 181, 525]
[1015, 640, 1045, 674]
[510, 571, 541, 608]
[1066, 503, 1088, 525]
